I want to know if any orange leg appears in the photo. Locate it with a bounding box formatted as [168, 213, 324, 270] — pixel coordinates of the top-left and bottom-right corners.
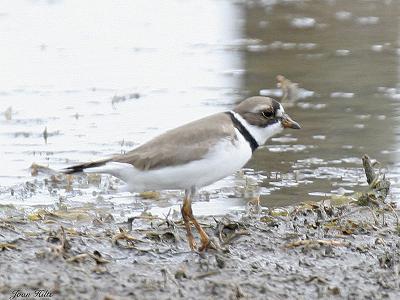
[181, 188, 211, 252]
[191, 217, 210, 252]
[181, 190, 196, 250]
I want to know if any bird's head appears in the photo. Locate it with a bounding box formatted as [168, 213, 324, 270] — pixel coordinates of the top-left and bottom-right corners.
[233, 96, 300, 145]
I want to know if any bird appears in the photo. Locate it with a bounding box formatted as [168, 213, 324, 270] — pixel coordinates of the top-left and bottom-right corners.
[63, 96, 301, 251]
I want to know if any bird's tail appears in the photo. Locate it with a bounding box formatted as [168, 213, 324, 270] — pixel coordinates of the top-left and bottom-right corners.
[62, 159, 112, 174]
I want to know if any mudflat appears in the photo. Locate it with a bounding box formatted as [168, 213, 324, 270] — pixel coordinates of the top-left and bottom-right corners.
[1, 196, 399, 300]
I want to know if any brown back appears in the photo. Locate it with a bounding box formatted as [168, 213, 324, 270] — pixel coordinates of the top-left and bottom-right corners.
[112, 112, 236, 170]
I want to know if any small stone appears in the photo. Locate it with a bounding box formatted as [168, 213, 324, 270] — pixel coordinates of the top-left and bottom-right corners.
[174, 269, 188, 280]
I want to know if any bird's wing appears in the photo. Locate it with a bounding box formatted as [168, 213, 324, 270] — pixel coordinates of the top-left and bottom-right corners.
[112, 112, 236, 171]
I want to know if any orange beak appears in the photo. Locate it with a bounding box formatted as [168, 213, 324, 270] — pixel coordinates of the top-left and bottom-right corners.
[281, 113, 301, 129]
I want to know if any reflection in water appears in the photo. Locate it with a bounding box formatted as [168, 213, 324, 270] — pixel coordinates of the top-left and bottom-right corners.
[0, 0, 400, 214]
[0, 1, 243, 182]
[241, 0, 400, 207]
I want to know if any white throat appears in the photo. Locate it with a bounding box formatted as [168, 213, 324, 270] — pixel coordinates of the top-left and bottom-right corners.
[230, 110, 283, 146]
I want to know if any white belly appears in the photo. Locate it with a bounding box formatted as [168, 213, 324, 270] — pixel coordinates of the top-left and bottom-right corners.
[88, 129, 253, 192]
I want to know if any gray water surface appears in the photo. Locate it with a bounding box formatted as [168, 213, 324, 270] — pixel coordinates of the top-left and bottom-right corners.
[0, 0, 399, 216]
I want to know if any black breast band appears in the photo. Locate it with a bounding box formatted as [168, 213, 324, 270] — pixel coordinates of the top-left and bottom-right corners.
[225, 111, 259, 152]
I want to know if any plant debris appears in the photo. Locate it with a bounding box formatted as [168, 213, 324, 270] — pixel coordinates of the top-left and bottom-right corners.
[0, 155, 399, 299]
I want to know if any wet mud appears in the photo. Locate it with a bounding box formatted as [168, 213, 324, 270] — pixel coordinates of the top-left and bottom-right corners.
[1, 0, 400, 299]
[1, 199, 399, 299]
[1, 158, 399, 300]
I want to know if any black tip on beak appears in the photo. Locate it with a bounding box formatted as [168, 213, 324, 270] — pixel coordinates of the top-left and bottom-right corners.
[281, 114, 301, 129]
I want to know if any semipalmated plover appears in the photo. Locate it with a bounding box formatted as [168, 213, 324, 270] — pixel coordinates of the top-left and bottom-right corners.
[64, 96, 300, 251]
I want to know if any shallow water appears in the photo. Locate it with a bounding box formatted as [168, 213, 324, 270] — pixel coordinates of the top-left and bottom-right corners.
[0, 0, 399, 216]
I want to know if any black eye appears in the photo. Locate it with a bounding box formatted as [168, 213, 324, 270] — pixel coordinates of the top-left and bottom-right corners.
[261, 110, 274, 118]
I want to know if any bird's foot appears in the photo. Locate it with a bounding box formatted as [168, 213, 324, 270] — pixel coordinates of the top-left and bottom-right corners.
[198, 238, 211, 252]
[198, 236, 222, 252]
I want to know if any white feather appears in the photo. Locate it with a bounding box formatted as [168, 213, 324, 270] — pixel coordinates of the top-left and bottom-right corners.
[82, 110, 283, 192]
[83, 129, 252, 192]
[229, 110, 283, 146]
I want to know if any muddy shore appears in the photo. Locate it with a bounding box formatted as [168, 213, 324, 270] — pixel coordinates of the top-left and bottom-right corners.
[1, 192, 399, 300]
[1, 1, 400, 299]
